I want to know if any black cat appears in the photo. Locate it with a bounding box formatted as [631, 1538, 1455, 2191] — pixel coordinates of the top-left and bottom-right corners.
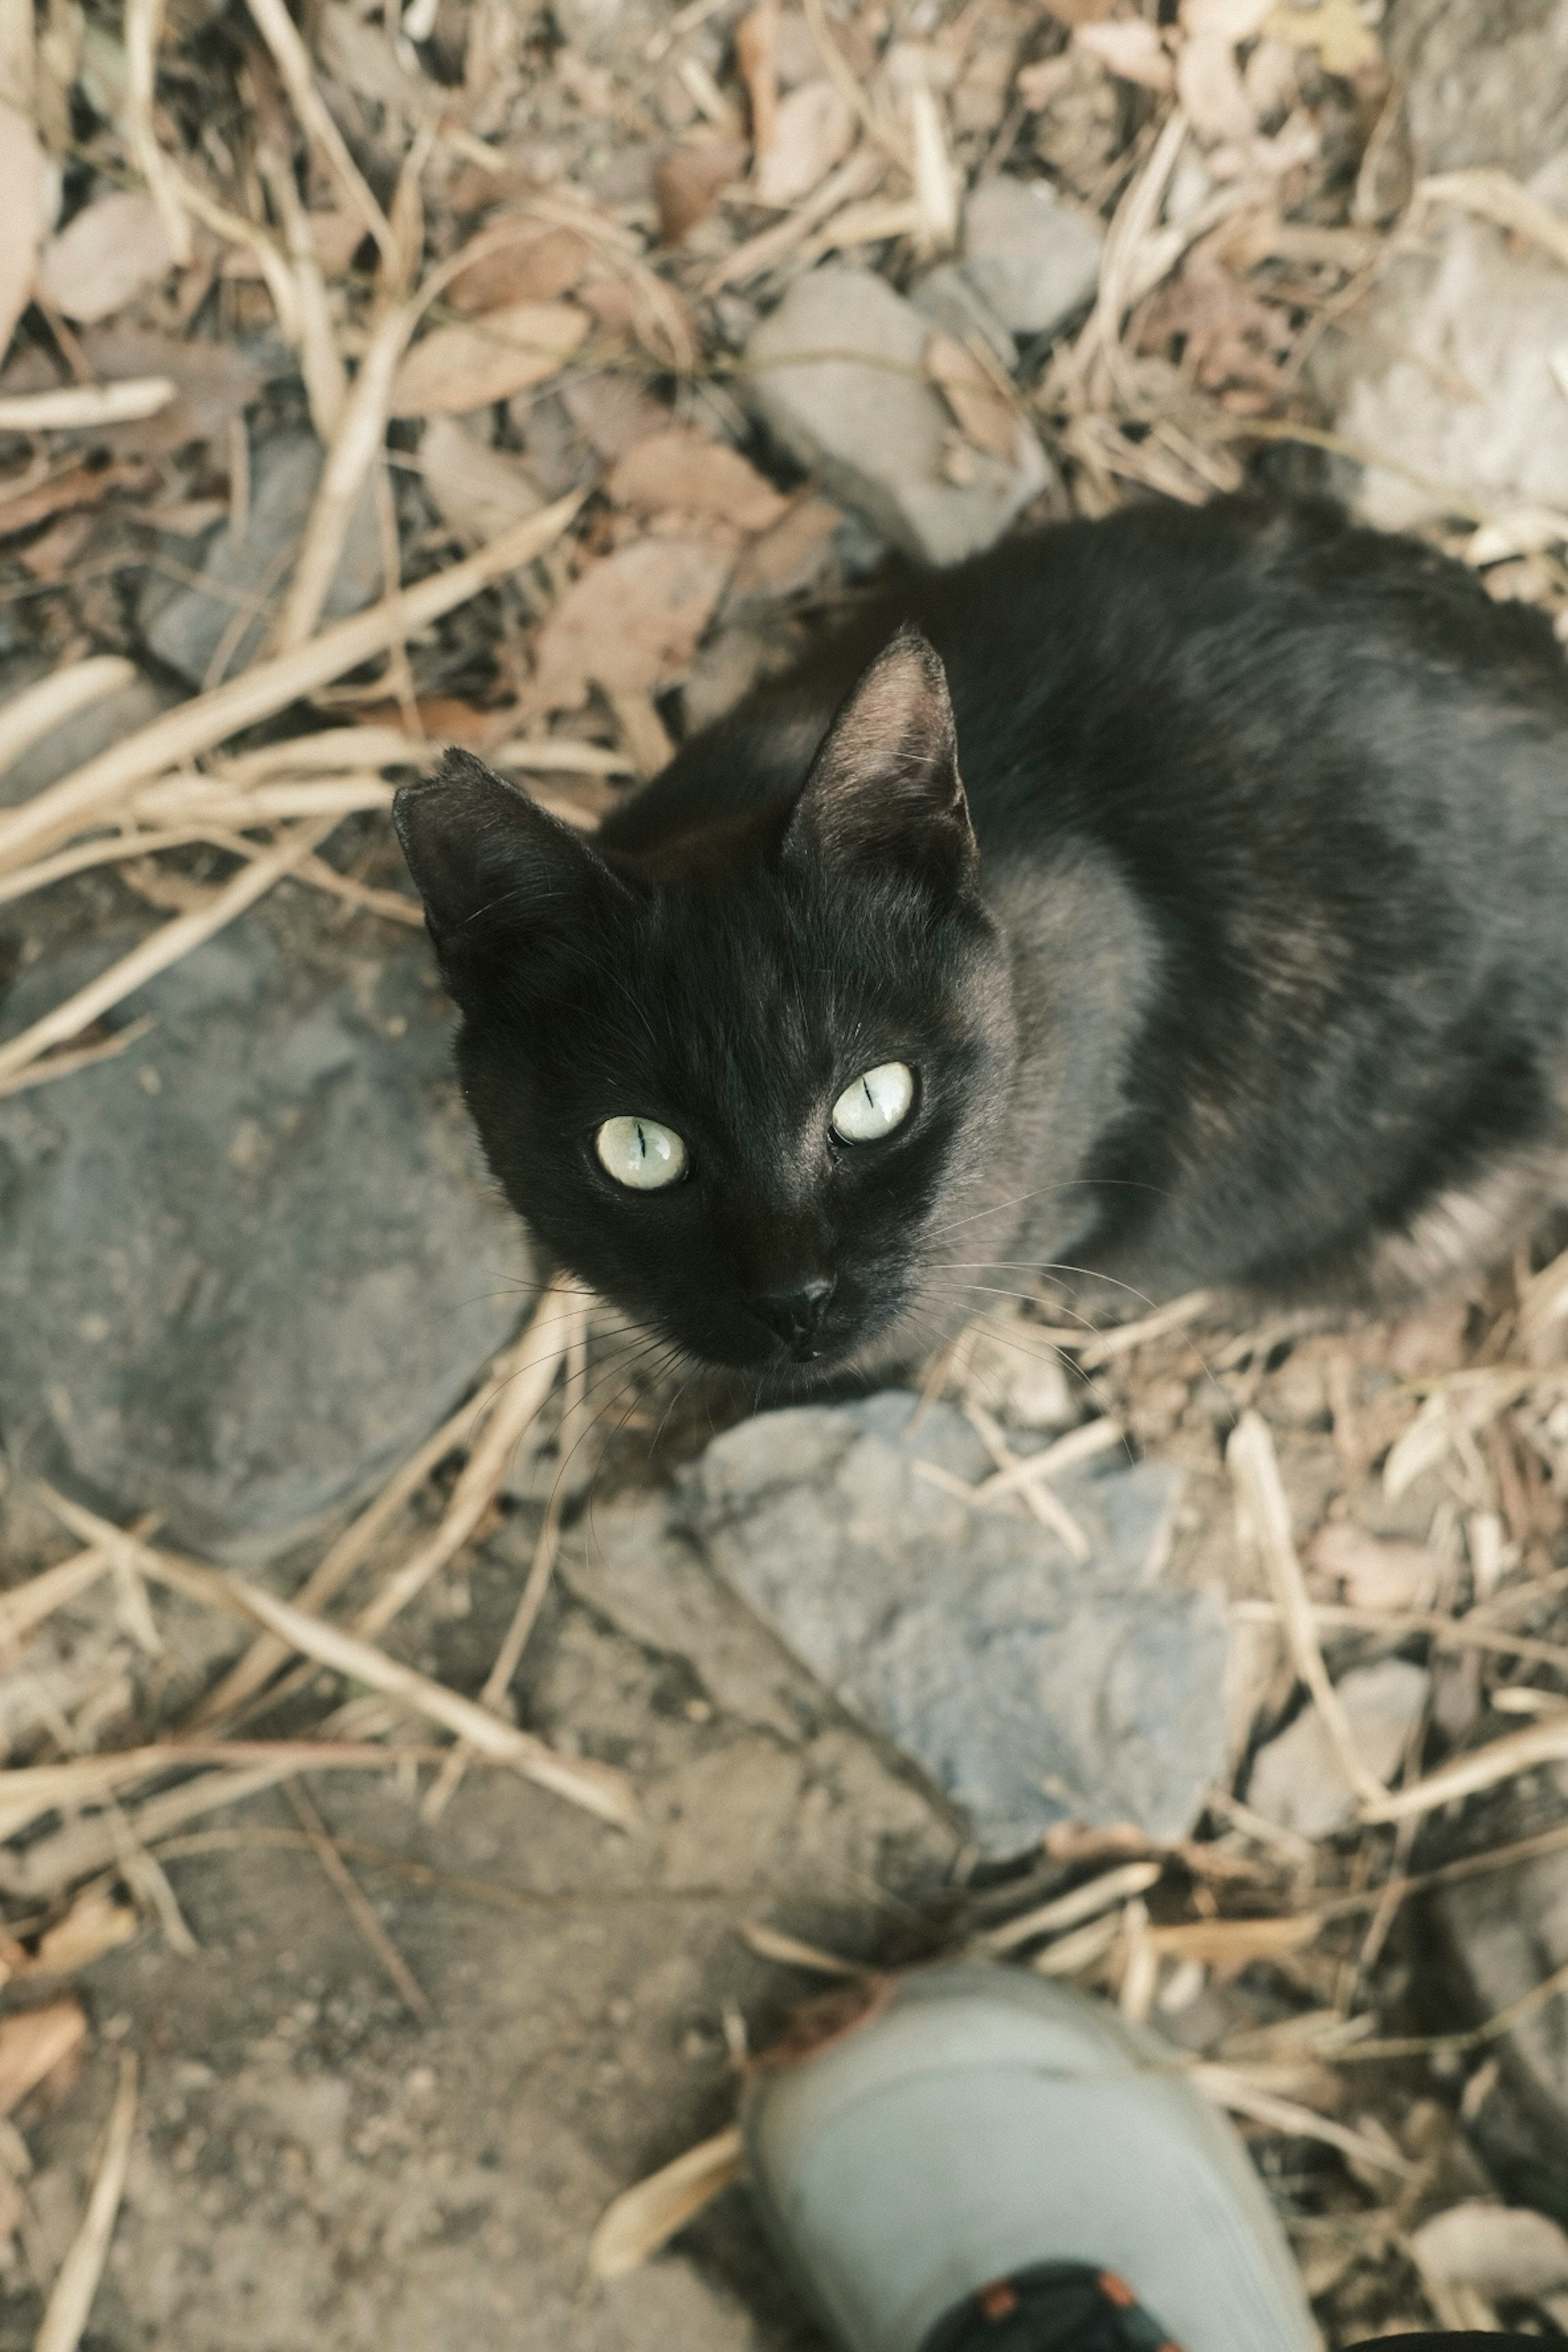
[394, 497, 1568, 1381]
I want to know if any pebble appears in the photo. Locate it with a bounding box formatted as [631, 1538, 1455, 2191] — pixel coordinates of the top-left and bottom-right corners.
[138, 429, 383, 686]
[1245, 1657, 1431, 1838]
[951, 173, 1104, 341]
[746, 265, 1051, 567]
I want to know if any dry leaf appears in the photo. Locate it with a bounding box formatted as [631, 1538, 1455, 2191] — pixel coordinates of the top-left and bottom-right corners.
[0, 2000, 86, 2115]
[653, 142, 748, 243]
[38, 192, 177, 325]
[532, 537, 733, 708]
[755, 78, 856, 207]
[20, 1888, 136, 1977]
[446, 224, 590, 312]
[925, 330, 1019, 461]
[588, 2126, 744, 2278]
[1045, 0, 1117, 22]
[728, 493, 840, 602]
[1177, 32, 1256, 143]
[1074, 21, 1174, 90]
[0, 104, 48, 363]
[390, 300, 588, 418]
[1261, 0, 1380, 75]
[560, 373, 671, 458]
[607, 425, 788, 531]
[1307, 1523, 1437, 1612]
[1146, 1913, 1321, 1964]
[420, 414, 543, 543]
[0, 457, 151, 540]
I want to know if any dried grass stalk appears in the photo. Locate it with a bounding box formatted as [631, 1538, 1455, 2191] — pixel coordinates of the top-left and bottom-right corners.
[285, 1781, 428, 2019]
[38, 1491, 637, 1830]
[1361, 1715, 1568, 1824]
[1417, 167, 1568, 272]
[1190, 2062, 1413, 2178]
[984, 1860, 1163, 1956]
[587, 2126, 745, 2279]
[274, 301, 416, 650]
[0, 660, 136, 781]
[1227, 1412, 1388, 1811]
[735, 1921, 869, 1977]
[355, 1275, 582, 1639]
[0, 381, 176, 431]
[243, 0, 395, 265]
[0, 820, 333, 1087]
[0, 492, 583, 874]
[32, 2054, 138, 2352]
[0, 1548, 112, 1651]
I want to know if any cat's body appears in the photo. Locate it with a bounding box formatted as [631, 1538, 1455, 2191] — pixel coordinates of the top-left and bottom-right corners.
[395, 497, 1568, 1383]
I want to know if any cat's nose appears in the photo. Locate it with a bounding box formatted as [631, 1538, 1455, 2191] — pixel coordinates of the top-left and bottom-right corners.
[750, 1274, 837, 1351]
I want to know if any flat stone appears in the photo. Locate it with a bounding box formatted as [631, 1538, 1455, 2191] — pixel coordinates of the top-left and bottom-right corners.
[0, 660, 180, 810]
[1245, 1658, 1431, 1838]
[675, 1392, 1228, 1855]
[1316, 158, 1568, 531]
[746, 265, 1051, 567]
[1389, 0, 1568, 179]
[0, 907, 526, 1557]
[138, 429, 383, 686]
[956, 174, 1103, 340]
[1437, 1783, 1568, 2216]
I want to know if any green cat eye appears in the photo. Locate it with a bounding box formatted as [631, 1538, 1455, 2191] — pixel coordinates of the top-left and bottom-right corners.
[596, 1116, 688, 1190]
[831, 1061, 915, 1144]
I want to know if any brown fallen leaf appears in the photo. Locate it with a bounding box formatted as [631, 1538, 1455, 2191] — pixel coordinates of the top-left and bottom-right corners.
[560, 373, 671, 459]
[446, 223, 590, 312]
[607, 425, 788, 532]
[0, 105, 48, 363]
[391, 299, 588, 417]
[1045, 0, 1117, 22]
[1146, 1913, 1321, 1965]
[38, 192, 178, 326]
[728, 494, 841, 603]
[754, 77, 856, 207]
[0, 458, 153, 540]
[0, 2000, 87, 2115]
[1307, 1523, 1437, 1612]
[419, 413, 543, 543]
[18, 509, 96, 579]
[653, 141, 749, 244]
[352, 695, 514, 747]
[925, 330, 1020, 462]
[532, 537, 733, 709]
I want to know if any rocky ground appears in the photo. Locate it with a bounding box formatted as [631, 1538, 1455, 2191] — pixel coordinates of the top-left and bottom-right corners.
[8, 0, 1568, 2343]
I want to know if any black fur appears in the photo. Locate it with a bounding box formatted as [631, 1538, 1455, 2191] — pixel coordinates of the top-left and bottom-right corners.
[394, 497, 1568, 1379]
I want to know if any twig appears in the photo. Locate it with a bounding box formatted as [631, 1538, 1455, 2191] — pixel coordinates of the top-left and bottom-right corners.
[1227, 1413, 1388, 1811]
[355, 1277, 581, 1639]
[0, 659, 136, 781]
[0, 381, 176, 432]
[285, 1782, 429, 2019]
[36, 1489, 637, 1830]
[0, 821, 334, 1088]
[32, 2054, 138, 2352]
[800, 0, 907, 168]
[1357, 1713, 1568, 1825]
[734, 1920, 868, 1977]
[0, 1549, 113, 1652]
[1416, 167, 1568, 272]
[0, 492, 584, 873]
[243, 0, 397, 268]
[1190, 2062, 1413, 2178]
[981, 1860, 1163, 1955]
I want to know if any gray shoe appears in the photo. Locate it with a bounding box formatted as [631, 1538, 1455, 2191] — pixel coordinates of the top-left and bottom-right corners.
[741, 1964, 1320, 2352]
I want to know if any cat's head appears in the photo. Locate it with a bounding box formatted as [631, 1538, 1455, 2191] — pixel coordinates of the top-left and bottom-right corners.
[394, 630, 1017, 1379]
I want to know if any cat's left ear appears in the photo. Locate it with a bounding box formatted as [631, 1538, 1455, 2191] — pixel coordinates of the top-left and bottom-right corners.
[784, 627, 976, 890]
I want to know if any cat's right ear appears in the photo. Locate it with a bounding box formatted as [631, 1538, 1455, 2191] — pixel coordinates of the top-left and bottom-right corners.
[394, 750, 624, 992]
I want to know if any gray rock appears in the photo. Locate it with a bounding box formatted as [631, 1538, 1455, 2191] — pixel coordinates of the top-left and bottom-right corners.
[956, 174, 1104, 341]
[1316, 158, 1568, 531]
[0, 660, 181, 810]
[1389, 0, 1568, 180]
[0, 908, 526, 1557]
[1246, 1657, 1431, 1838]
[746, 266, 1052, 566]
[677, 1391, 1228, 1854]
[909, 263, 1017, 368]
[138, 430, 383, 687]
[1437, 1780, 1568, 2216]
